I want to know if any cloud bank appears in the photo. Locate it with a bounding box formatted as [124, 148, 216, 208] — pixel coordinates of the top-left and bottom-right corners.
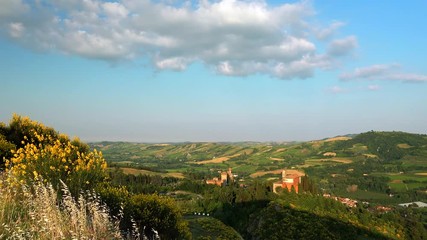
[340, 64, 427, 83]
[0, 0, 356, 79]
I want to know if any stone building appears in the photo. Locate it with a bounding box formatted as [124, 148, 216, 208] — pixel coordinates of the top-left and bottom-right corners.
[273, 170, 301, 193]
[206, 168, 234, 186]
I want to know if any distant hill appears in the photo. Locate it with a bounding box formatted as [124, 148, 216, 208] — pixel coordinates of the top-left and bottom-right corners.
[333, 131, 427, 161]
[89, 131, 427, 204]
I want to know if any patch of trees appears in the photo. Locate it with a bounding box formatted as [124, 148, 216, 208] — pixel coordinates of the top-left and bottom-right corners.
[335, 131, 427, 161]
[97, 184, 191, 239]
[247, 202, 391, 240]
[107, 168, 178, 194]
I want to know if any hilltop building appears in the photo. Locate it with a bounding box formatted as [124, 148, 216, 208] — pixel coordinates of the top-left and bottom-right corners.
[206, 168, 234, 186]
[273, 170, 302, 193]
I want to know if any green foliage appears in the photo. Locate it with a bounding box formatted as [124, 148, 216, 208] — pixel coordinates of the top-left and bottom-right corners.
[106, 168, 179, 194]
[247, 202, 391, 240]
[186, 216, 242, 240]
[6, 114, 59, 149]
[88, 132, 427, 239]
[2, 115, 107, 196]
[0, 134, 15, 167]
[393, 207, 427, 240]
[336, 131, 427, 161]
[124, 193, 191, 239]
[96, 183, 130, 217]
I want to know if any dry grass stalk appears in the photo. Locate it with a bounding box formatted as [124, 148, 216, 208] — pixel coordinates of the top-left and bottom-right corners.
[0, 174, 121, 240]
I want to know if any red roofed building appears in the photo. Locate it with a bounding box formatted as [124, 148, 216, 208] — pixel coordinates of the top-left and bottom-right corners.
[273, 170, 301, 193]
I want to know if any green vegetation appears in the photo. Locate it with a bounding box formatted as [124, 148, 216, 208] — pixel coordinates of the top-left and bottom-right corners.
[0, 115, 190, 239]
[186, 216, 242, 240]
[90, 131, 427, 204]
[88, 131, 427, 239]
[1, 115, 427, 239]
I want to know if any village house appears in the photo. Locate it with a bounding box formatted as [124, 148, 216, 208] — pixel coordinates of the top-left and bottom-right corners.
[322, 193, 358, 208]
[374, 205, 393, 213]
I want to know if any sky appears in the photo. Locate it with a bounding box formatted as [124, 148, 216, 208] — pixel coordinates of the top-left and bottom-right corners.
[1, 0, 426, 142]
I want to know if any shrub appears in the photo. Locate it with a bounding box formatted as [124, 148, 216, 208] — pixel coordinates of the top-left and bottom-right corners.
[96, 183, 130, 217]
[4, 128, 107, 195]
[125, 193, 192, 239]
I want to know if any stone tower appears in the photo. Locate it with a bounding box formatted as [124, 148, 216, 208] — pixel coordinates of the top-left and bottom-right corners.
[282, 170, 286, 181]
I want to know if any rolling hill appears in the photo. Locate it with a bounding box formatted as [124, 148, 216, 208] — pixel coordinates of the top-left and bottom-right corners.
[89, 131, 427, 204]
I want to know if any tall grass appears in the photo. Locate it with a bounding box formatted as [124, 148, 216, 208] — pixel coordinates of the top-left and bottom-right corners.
[0, 173, 121, 240]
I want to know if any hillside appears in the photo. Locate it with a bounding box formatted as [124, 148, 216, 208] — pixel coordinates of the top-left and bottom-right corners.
[89, 131, 427, 239]
[2, 115, 426, 239]
[90, 131, 427, 204]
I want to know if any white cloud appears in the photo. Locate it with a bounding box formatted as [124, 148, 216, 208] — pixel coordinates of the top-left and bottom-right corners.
[387, 74, 427, 83]
[340, 64, 396, 80]
[155, 56, 189, 71]
[8, 22, 25, 38]
[0, 0, 357, 79]
[326, 86, 347, 94]
[367, 85, 380, 91]
[315, 21, 345, 40]
[0, 0, 29, 19]
[340, 64, 427, 83]
[327, 36, 358, 57]
[102, 2, 129, 19]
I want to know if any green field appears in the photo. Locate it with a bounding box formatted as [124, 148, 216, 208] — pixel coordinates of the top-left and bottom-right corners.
[91, 131, 427, 204]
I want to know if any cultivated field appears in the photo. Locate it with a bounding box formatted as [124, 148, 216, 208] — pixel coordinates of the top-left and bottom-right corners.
[117, 167, 185, 178]
[194, 154, 241, 164]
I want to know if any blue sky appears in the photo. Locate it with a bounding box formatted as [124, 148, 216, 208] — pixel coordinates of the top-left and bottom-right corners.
[1, 0, 426, 142]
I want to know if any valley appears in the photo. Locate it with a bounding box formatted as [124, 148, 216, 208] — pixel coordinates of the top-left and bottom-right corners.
[91, 131, 427, 205]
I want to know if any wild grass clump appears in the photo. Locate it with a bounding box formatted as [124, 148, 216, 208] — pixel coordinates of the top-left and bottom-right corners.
[0, 174, 121, 240]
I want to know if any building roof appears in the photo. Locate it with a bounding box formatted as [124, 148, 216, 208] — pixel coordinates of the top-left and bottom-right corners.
[398, 201, 427, 207]
[284, 174, 300, 179]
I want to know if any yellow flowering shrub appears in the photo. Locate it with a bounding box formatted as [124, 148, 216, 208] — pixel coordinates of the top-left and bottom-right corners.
[7, 114, 58, 147]
[0, 134, 15, 165]
[4, 115, 107, 195]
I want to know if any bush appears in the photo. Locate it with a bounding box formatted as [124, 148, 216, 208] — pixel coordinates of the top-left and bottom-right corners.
[124, 193, 192, 239]
[3, 116, 107, 195]
[96, 183, 130, 217]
